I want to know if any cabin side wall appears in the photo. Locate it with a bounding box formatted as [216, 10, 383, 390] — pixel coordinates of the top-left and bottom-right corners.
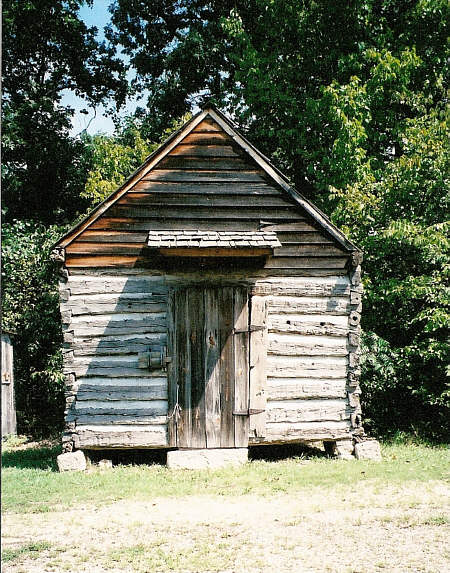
[60, 266, 362, 451]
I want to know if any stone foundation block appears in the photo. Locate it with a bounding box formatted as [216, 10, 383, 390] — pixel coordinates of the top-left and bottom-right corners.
[167, 448, 248, 470]
[354, 440, 382, 460]
[57, 450, 87, 472]
[334, 440, 355, 460]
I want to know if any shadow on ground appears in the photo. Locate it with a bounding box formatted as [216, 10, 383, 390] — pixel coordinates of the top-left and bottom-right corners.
[1, 445, 59, 471]
[1, 441, 329, 471]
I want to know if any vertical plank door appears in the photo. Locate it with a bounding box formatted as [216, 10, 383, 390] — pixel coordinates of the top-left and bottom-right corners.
[167, 286, 249, 448]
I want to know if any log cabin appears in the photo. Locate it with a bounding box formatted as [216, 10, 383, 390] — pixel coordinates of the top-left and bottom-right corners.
[53, 104, 364, 463]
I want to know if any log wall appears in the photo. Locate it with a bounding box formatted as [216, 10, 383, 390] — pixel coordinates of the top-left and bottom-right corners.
[60, 270, 362, 451]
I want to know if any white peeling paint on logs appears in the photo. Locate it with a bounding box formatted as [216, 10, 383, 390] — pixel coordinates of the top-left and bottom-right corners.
[256, 420, 352, 443]
[66, 292, 167, 304]
[70, 326, 167, 338]
[65, 302, 167, 316]
[66, 366, 166, 377]
[267, 296, 351, 315]
[266, 378, 347, 400]
[268, 333, 348, 356]
[73, 424, 168, 448]
[267, 355, 348, 379]
[252, 276, 350, 297]
[72, 333, 167, 345]
[77, 377, 167, 388]
[76, 424, 166, 432]
[70, 312, 166, 326]
[269, 316, 349, 337]
[266, 399, 350, 423]
[74, 399, 168, 412]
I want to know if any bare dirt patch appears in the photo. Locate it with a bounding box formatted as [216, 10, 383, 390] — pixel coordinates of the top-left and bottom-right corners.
[3, 480, 449, 572]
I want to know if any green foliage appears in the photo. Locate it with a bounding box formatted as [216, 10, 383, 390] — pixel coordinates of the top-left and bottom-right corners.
[1, 221, 68, 437]
[81, 128, 155, 206]
[2, 0, 127, 223]
[81, 113, 191, 207]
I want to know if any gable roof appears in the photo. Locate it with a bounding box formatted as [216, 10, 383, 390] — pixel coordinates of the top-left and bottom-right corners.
[55, 104, 359, 253]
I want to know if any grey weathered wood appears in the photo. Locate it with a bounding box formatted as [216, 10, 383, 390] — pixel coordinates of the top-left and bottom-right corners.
[65, 301, 166, 316]
[1, 334, 16, 435]
[269, 317, 348, 336]
[189, 287, 206, 448]
[268, 335, 348, 356]
[275, 231, 336, 243]
[67, 243, 146, 255]
[158, 156, 250, 170]
[233, 287, 249, 447]
[133, 182, 280, 195]
[267, 356, 348, 379]
[167, 288, 177, 446]
[74, 426, 168, 448]
[251, 420, 352, 444]
[144, 169, 265, 182]
[109, 205, 304, 220]
[71, 415, 167, 426]
[67, 276, 167, 295]
[175, 288, 192, 447]
[76, 231, 149, 243]
[274, 245, 345, 257]
[266, 400, 350, 423]
[265, 257, 348, 269]
[182, 131, 231, 144]
[268, 296, 350, 315]
[118, 192, 293, 208]
[249, 296, 267, 438]
[204, 288, 221, 448]
[168, 144, 239, 157]
[251, 277, 350, 297]
[77, 385, 167, 401]
[65, 366, 166, 377]
[267, 378, 347, 400]
[219, 287, 235, 447]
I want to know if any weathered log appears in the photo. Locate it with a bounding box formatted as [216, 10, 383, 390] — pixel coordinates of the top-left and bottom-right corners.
[267, 378, 347, 400]
[73, 425, 168, 448]
[251, 420, 352, 444]
[266, 399, 350, 423]
[268, 296, 351, 315]
[268, 334, 348, 356]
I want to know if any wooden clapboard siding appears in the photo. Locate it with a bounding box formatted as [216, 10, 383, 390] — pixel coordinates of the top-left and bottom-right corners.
[64, 117, 350, 270]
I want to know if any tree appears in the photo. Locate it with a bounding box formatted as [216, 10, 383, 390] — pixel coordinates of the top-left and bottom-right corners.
[109, 0, 449, 438]
[1, 222, 68, 436]
[2, 0, 128, 224]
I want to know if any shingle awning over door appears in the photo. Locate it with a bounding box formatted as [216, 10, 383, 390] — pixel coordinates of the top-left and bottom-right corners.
[147, 230, 281, 257]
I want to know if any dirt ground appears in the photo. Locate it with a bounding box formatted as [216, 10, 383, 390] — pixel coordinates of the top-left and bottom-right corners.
[3, 479, 449, 573]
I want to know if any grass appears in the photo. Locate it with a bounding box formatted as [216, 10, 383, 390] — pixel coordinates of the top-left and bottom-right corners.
[2, 439, 449, 572]
[2, 439, 449, 514]
[2, 541, 53, 563]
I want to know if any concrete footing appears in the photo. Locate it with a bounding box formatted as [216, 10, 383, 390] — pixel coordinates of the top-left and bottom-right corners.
[167, 448, 248, 470]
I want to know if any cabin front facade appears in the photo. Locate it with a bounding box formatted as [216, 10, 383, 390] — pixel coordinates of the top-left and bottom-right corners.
[54, 105, 364, 460]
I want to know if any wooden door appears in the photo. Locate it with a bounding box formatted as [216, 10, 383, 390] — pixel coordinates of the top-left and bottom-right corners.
[167, 286, 249, 448]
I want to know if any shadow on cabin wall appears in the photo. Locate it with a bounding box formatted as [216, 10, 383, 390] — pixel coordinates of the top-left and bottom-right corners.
[67, 255, 269, 453]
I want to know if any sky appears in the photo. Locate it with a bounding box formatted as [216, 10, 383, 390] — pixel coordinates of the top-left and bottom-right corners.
[61, 0, 140, 136]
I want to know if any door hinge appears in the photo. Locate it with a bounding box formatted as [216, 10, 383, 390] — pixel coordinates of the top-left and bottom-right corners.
[233, 408, 265, 416]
